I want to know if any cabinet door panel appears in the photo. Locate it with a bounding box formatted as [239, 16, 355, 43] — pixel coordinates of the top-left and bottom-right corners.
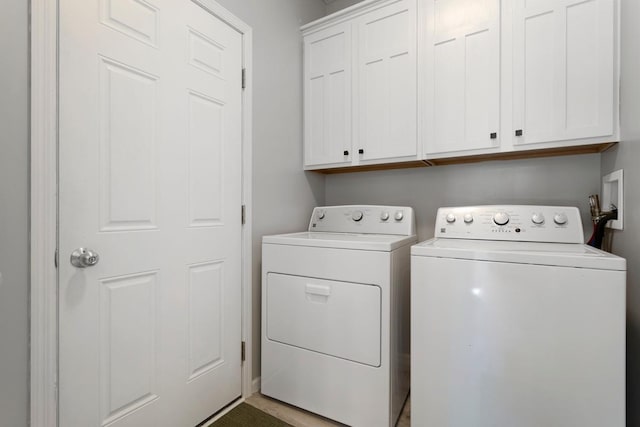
[432, 39, 464, 151]
[521, 10, 556, 141]
[566, 0, 607, 130]
[513, 0, 614, 145]
[425, 0, 501, 156]
[304, 25, 352, 167]
[357, 0, 418, 161]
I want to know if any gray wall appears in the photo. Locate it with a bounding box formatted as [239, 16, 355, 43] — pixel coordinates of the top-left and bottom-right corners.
[0, 0, 29, 426]
[602, 0, 640, 425]
[326, 155, 601, 242]
[213, 0, 327, 381]
[325, 0, 364, 14]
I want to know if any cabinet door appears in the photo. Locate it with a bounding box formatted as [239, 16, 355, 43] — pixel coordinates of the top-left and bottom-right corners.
[356, 0, 418, 162]
[512, 0, 615, 146]
[424, 0, 501, 157]
[304, 24, 352, 168]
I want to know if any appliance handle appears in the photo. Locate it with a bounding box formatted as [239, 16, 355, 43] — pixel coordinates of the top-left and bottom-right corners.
[305, 284, 331, 297]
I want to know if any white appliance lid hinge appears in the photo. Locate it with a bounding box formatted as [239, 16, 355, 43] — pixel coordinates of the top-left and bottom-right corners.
[241, 68, 246, 90]
[241, 341, 246, 362]
[241, 204, 246, 225]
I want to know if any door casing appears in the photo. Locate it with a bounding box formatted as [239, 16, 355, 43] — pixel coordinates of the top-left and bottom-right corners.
[30, 1, 254, 426]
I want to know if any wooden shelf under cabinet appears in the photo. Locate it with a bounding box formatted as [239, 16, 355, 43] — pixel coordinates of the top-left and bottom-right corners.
[310, 142, 617, 174]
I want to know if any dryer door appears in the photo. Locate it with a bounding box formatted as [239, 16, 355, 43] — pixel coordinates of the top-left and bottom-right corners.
[266, 273, 381, 367]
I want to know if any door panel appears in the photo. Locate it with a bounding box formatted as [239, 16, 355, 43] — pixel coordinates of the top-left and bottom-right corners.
[266, 273, 382, 367]
[99, 272, 159, 425]
[187, 261, 225, 380]
[99, 57, 159, 232]
[425, 0, 501, 156]
[512, 0, 615, 145]
[59, 0, 243, 426]
[357, 0, 418, 161]
[304, 25, 352, 167]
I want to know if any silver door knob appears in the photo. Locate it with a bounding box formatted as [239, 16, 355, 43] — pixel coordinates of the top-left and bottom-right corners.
[70, 248, 100, 268]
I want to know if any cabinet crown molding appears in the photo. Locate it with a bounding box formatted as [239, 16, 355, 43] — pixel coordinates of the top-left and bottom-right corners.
[302, 0, 403, 35]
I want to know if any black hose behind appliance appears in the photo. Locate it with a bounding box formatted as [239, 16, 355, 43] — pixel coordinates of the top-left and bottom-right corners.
[587, 194, 618, 251]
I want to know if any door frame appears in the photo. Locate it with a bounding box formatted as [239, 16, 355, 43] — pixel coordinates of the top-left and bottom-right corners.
[30, 1, 254, 426]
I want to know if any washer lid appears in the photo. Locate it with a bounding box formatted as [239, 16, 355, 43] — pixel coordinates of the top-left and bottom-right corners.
[263, 231, 417, 252]
[411, 238, 626, 271]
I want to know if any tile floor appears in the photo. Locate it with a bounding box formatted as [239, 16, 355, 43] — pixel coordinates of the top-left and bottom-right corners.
[245, 393, 411, 427]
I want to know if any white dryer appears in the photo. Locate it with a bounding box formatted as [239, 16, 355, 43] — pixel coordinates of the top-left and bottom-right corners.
[262, 205, 416, 427]
[411, 205, 626, 427]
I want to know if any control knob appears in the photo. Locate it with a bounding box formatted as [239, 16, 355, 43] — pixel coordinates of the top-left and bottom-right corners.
[380, 211, 390, 221]
[352, 210, 364, 222]
[394, 211, 404, 221]
[317, 210, 326, 220]
[531, 213, 545, 225]
[553, 213, 568, 225]
[493, 212, 510, 226]
[463, 213, 474, 224]
[445, 213, 456, 224]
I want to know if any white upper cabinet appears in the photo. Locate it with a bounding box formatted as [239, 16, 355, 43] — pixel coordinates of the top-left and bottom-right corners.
[302, 0, 618, 170]
[512, 0, 616, 147]
[302, 0, 419, 170]
[355, 0, 418, 162]
[304, 23, 352, 168]
[424, 0, 501, 157]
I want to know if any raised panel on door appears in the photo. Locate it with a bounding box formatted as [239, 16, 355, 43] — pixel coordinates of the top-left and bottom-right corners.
[99, 272, 159, 426]
[512, 0, 615, 146]
[356, 0, 418, 162]
[304, 24, 352, 168]
[424, 0, 501, 157]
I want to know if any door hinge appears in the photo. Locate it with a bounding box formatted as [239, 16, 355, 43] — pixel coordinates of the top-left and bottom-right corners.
[241, 341, 246, 362]
[241, 204, 246, 225]
[241, 68, 246, 90]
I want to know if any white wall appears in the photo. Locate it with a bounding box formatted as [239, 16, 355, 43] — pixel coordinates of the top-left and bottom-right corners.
[326, 155, 601, 243]
[212, 0, 327, 380]
[601, 0, 640, 424]
[0, 0, 29, 426]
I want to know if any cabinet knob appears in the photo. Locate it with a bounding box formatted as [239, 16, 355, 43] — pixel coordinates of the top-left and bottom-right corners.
[343, 150, 349, 156]
[490, 132, 497, 139]
[358, 149, 364, 154]
[515, 129, 523, 136]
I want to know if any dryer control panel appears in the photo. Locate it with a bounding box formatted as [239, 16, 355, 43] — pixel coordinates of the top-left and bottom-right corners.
[309, 205, 416, 236]
[435, 205, 584, 244]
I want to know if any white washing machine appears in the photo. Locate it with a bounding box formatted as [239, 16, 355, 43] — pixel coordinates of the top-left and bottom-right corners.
[262, 205, 416, 427]
[411, 205, 626, 427]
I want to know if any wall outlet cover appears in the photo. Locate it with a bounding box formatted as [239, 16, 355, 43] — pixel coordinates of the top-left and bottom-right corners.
[602, 169, 623, 230]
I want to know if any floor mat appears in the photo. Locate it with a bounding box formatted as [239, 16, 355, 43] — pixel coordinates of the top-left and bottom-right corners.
[211, 403, 293, 427]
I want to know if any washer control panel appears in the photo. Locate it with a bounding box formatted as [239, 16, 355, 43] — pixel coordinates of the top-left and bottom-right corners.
[309, 205, 416, 236]
[435, 205, 584, 243]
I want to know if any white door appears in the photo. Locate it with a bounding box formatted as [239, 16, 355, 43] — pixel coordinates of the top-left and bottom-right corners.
[304, 23, 352, 168]
[424, 0, 501, 157]
[512, 0, 615, 146]
[356, 0, 417, 162]
[58, 0, 243, 426]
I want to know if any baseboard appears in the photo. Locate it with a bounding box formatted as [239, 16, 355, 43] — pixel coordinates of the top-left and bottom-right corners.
[252, 376, 261, 394]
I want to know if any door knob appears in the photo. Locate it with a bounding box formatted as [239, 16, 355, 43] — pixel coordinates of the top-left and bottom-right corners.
[70, 248, 100, 268]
